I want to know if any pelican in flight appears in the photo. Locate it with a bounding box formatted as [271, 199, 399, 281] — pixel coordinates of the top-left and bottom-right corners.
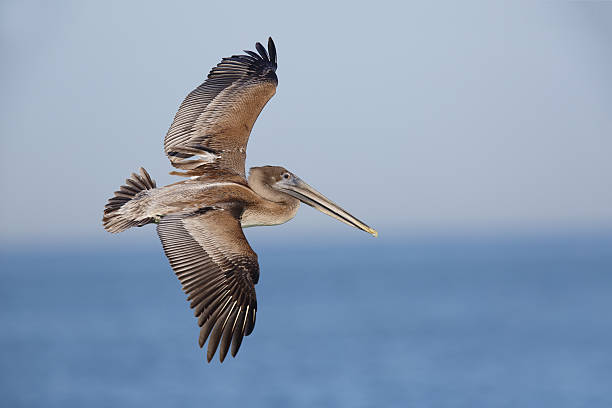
[102, 38, 377, 362]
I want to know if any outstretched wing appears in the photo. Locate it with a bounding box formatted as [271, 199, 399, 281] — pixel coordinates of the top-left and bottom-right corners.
[164, 38, 278, 178]
[157, 207, 259, 362]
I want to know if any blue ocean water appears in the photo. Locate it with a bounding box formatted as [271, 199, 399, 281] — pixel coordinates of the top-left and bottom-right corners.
[1, 233, 611, 407]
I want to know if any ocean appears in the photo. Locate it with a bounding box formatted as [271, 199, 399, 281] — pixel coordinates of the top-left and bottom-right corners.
[1, 232, 611, 407]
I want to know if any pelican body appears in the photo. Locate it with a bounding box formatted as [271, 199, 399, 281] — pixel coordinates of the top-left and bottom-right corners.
[102, 38, 376, 363]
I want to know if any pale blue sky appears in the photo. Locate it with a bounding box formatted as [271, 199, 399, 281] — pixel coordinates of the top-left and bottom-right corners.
[1, 1, 611, 245]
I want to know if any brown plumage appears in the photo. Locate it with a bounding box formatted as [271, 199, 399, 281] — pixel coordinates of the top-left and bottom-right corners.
[164, 37, 278, 178]
[157, 208, 257, 362]
[102, 38, 377, 363]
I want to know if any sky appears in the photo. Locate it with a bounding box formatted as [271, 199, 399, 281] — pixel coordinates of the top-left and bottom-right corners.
[1, 1, 611, 246]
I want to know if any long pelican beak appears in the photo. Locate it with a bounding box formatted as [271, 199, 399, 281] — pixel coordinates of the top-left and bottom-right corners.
[277, 176, 378, 237]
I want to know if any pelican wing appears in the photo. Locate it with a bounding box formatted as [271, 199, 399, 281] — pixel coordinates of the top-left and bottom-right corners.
[157, 207, 259, 362]
[164, 38, 278, 178]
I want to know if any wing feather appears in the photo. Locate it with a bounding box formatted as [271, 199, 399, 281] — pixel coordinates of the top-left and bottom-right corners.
[164, 38, 278, 178]
[157, 207, 259, 362]
[230, 306, 247, 357]
[219, 301, 240, 362]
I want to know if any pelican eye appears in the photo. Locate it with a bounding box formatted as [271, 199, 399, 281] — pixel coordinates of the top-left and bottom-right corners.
[282, 173, 290, 180]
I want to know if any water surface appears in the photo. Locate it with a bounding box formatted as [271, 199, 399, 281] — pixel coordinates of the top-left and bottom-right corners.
[1, 233, 611, 407]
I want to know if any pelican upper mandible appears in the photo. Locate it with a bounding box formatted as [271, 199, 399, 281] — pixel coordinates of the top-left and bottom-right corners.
[102, 38, 377, 363]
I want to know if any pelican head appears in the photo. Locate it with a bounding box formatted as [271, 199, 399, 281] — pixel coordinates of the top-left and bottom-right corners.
[248, 166, 378, 237]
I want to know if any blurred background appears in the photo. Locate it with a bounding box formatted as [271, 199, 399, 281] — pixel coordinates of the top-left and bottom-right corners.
[1, 1, 611, 407]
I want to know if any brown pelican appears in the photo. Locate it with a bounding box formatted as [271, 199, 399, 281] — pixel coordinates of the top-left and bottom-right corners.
[102, 38, 377, 363]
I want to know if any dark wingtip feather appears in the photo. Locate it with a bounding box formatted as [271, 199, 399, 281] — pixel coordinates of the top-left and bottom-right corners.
[245, 308, 256, 336]
[199, 321, 212, 348]
[219, 306, 239, 362]
[244, 50, 261, 60]
[230, 308, 247, 357]
[207, 307, 231, 362]
[255, 42, 269, 62]
[267, 37, 276, 64]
